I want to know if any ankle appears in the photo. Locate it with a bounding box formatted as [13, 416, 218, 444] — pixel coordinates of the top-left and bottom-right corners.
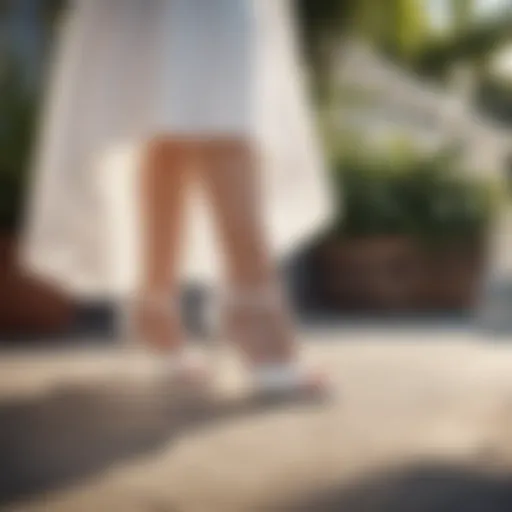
[135, 287, 171, 301]
[218, 285, 297, 367]
[227, 268, 278, 292]
[222, 283, 286, 308]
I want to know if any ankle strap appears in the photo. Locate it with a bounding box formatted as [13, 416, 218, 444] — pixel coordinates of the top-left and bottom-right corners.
[127, 291, 179, 312]
[220, 286, 284, 309]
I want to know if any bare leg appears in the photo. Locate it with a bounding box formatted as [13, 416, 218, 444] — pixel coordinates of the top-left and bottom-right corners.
[135, 137, 192, 353]
[198, 139, 297, 366]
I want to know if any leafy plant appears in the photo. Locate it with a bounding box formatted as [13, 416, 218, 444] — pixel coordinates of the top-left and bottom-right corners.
[0, 54, 38, 232]
[330, 143, 498, 244]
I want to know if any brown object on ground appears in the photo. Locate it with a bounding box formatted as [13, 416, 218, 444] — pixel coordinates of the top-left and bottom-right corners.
[312, 235, 487, 313]
[419, 240, 488, 311]
[0, 233, 74, 335]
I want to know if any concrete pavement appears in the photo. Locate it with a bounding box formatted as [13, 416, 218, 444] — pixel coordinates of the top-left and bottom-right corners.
[1, 328, 512, 511]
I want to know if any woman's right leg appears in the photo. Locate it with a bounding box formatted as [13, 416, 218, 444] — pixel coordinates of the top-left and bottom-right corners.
[198, 138, 329, 395]
[134, 137, 192, 353]
[198, 139, 296, 367]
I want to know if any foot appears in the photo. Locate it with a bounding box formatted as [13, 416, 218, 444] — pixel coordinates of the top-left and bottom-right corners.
[219, 286, 333, 400]
[122, 293, 212, 389]
[251, 363, 333, 402]
[125, 292, 183, 354]
[157, 351, 213, 394]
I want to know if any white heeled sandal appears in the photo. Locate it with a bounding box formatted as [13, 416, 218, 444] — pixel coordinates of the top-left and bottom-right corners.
[119, 292, 210, 386]
[218, 286, 332, 398]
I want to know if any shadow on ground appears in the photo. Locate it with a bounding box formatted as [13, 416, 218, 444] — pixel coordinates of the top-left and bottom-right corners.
[0, 375, 317, 507]
[1, 376, 512, 511]
[274, 464, 512, 512]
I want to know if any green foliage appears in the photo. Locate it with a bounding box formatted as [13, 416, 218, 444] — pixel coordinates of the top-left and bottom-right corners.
[416, 15, 512, 79]
[450, 0, 476, 35]
[0, 55, 38, 231]
[296, 0, 511, 96]
[477, 77, 512, 124]
[296, 0, 354, 55]
[366, 0, 430, 61]
[297, 0, 432, 72]
[0, 0, 65, 232]
[330, 144, 498, 244]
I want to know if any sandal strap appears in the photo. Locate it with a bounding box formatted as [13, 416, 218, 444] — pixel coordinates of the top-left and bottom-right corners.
[252, 363, 324, 393]
[126, 291, 180, 313]
[118, 291, 180, 347]
[253, 364, 303, 384]
[125, 349, 209, 386]
[219, 285, 285, 310]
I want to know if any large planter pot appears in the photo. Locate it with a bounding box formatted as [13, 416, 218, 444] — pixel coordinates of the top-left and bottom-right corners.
[418, 240, 488, 311]
[0, 233, 74, 335]
[312, 236, 423, 312]
[310, 235, 487, 313]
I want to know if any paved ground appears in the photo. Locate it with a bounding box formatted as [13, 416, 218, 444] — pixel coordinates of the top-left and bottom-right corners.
[2, 327, 512, 511]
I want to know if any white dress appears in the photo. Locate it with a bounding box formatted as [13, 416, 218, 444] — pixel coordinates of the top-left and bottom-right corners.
[21, 0, 334, 299]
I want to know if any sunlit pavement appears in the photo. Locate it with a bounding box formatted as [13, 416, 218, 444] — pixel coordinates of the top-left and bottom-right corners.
[2, 327, 512, 511]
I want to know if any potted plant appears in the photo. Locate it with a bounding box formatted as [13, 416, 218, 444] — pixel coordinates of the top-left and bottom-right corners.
[406, 152, 496, 311]
[0, 54, 73, 335]
[311, 147, 420, 312]
[309, 143, 497, 313]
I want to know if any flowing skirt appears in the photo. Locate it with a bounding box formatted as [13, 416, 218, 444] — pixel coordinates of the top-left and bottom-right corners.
[21, 0, 334, 299]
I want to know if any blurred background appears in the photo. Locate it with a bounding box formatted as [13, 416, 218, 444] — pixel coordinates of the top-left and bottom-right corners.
[1, 2, 512, 511]
[0, 0, 511, 338]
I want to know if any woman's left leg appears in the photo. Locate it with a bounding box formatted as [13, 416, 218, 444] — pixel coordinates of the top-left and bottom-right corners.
[133, 137, 192, 354]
